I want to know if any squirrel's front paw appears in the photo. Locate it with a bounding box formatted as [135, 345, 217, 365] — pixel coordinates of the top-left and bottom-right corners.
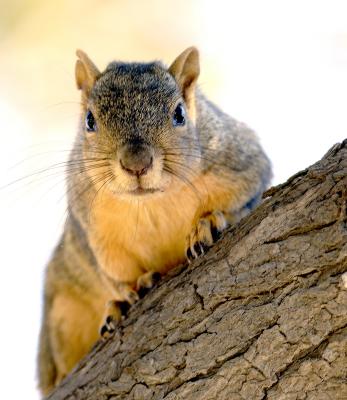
[99, 300, 122, 338]
[99, 282, 139, 338]
[137, 271, 161, 298]
[186, 210, 228, 261]
[100, 273, 161, 338]
[100, 299, 135, 338]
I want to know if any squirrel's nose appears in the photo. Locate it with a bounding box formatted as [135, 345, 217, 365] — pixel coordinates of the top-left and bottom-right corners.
[120, 144, 153, 177]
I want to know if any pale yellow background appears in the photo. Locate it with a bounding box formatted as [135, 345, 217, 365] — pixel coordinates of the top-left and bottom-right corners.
[0, 1, 347, 398]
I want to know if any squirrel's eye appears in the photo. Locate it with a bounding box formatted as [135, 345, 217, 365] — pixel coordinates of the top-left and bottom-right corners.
[85, 110, 97, 132]
[172, 103, 186, 127]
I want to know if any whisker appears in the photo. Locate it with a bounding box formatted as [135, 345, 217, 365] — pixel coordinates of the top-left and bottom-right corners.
[163, 158, 200, 178]
[0, 158, 112, 190]
[64, 171, 113, 222]
[12, 146, 112, 162]
[43, 101, 83, 110]
[164, 158, 210, 200]
[86, 172, 115, 224]
[36, 163, 112, 205]
[3, 163, 111, 196]
[163, 165, 203, 205]
[164, 150, 233, 172]
[133, 198, 140, 242]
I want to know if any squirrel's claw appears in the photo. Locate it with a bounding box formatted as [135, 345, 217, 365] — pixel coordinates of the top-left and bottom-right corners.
[100, 272, 162, 338]
[186, 210, 228, 261]
[99, 300, 122, 339]
[137, 271, 161, 298]
[100, 315, 117, 338]
[99, 299, 133, 339]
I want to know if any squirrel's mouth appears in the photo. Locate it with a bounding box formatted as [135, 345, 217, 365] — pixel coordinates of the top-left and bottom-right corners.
[128, 187, 161, 196]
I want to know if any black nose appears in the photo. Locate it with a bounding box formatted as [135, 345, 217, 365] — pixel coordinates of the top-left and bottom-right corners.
[120, 144, 153, 177]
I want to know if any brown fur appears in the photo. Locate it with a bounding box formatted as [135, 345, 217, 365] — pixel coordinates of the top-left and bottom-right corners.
[37, 47, 272, 395]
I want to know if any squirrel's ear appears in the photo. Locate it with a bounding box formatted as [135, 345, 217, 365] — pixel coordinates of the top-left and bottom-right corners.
[75, 49, 100, 95]
[169, 47, 200, 120]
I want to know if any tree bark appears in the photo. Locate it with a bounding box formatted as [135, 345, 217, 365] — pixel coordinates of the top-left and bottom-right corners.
[48, 141, 347, 400]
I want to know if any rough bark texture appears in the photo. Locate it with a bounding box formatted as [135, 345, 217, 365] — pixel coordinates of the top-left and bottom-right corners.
[48, 141, 347, 400]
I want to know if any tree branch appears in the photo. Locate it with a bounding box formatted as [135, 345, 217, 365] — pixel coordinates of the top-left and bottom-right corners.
[48, 140, 347, 400]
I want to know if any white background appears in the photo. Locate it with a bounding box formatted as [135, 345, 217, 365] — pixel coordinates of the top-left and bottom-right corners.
[0, 1, 347, 398]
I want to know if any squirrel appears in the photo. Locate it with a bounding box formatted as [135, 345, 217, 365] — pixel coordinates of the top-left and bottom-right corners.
[37, 47, 272, 396]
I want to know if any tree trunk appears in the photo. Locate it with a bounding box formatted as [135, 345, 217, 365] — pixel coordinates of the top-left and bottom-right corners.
[48, 141, 347, 400]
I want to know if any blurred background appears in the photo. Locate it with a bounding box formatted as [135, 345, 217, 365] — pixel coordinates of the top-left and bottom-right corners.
[0, 0, 347, 398]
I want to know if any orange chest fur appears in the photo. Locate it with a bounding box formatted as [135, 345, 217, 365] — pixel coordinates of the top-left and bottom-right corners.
[89, 173, 238, 283]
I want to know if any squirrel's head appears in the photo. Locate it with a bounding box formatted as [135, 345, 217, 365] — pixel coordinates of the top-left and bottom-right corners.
[74, 47, 201, 199]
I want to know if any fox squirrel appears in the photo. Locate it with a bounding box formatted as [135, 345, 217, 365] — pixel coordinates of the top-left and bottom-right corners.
[37, 47, 272, 395]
